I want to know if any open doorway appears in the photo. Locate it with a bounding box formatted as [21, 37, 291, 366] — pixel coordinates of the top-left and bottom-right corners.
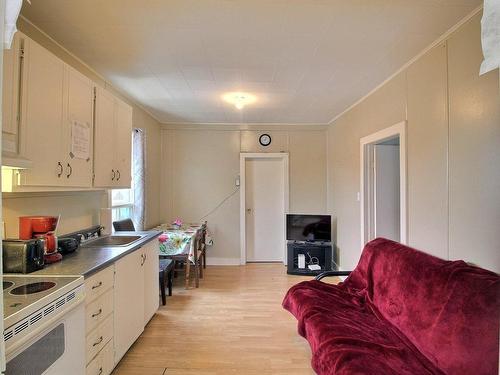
[360, 122, 407, 247]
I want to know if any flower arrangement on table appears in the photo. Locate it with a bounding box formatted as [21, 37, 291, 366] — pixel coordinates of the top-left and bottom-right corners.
[171, 218, 183, 230]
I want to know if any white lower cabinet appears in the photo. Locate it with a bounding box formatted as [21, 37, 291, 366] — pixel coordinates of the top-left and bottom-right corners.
[86, 289, 114, 334]
[86, 315, 114, 364]
[143, 240, 160, 325]
[85, 267, 114, 305]
[85, 266, 114, 375]
[113, 249, 145, 364]
[86, 339, 114, 375]
[83, 241, 160, 372]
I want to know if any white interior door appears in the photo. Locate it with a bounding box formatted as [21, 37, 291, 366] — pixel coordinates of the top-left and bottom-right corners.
[374, 144, 400, 241]
[245, 158, 285, 262]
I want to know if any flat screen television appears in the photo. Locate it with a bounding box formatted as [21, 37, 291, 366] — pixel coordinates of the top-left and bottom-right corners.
[286, 214, 331, 242]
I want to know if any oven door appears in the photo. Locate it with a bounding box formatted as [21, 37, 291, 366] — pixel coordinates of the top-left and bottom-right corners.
[5, 301, 85, 375]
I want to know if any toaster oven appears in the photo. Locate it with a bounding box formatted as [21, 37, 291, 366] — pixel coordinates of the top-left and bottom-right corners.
[2, 239, 45, 273]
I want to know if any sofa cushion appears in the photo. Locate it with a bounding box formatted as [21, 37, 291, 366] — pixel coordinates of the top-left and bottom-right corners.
[284, 280, 445, 375]
[344, 239, 499, 375]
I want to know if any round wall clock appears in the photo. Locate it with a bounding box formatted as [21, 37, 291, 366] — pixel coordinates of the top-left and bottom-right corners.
[259, 133, 272, 147]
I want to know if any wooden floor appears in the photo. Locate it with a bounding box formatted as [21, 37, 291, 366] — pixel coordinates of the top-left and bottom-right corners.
[113, 263, 338, 375]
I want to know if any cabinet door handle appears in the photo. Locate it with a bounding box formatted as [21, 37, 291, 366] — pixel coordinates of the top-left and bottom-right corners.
[98, 368, 103, 375]
[57, 162, 63, 178]
[116, 170, 121, 181]
[92, 336, 103, 347]
[111, 169, 115, 181]
[140, 253, 145, 266]
[91, 308, 102, 318]
[91, 281, 103, 290]
[66, 163, 72, 178]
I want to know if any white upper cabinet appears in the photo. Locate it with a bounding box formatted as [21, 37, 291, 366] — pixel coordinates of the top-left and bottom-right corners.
[17, 37, 94, 188]
[18, 37, 65, 187]
[93, 86, 115, 187]
[2, 33, 132, 191]
[62, 65, 94, 187]
[2, 33, 22, 155]
[94, 87, 132, 189]
[113, 99, 132, 188]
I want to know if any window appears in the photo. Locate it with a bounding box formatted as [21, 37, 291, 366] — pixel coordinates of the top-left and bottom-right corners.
[111, 188, 134, 223]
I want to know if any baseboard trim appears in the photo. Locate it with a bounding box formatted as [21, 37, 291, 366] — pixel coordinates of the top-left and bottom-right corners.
[206, 257, 241, 266]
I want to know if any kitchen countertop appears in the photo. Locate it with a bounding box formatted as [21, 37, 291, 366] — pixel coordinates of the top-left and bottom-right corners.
[33, 230, 162, 278]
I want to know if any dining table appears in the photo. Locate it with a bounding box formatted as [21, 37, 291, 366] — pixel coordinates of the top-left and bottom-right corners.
[153, 223, 204, 289]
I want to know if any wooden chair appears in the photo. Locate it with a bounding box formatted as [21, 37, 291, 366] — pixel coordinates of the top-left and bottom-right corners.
[193, 231, 202, 287]
[171, 235, 199, 289]
[199, 222, 208, 276]
[113, 218, 135, 231]
[170, 225, 206, 289]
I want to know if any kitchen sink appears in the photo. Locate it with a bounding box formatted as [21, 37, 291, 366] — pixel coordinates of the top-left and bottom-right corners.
[83, 235, 142, 247]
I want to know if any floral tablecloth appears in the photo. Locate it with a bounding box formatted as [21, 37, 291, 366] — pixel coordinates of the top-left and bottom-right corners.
[154, 223, 202, 263]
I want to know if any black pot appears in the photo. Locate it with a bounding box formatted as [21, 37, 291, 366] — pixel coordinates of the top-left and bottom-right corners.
[58, 237, 79, 254]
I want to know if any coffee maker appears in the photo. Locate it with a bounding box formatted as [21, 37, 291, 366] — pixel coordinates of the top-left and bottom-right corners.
[19, 216, 62, 263]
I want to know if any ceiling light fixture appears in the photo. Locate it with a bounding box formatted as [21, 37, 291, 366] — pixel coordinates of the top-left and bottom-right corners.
[222, 92, 257, 110]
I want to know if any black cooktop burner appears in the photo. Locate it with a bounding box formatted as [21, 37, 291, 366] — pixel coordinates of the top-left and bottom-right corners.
[10, 282, 57, 295]
[3, 281, 14, 290]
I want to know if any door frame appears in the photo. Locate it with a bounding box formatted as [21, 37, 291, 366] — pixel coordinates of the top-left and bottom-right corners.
[240, 153, 289, 265]
[360, 121, 407, 247]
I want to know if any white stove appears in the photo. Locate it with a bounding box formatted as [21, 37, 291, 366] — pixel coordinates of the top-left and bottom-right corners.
[3, 274, 85, 374]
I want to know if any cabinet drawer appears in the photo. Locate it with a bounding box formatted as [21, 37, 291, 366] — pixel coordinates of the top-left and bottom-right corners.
[86, 338, 114, 375]
[86, 289, 113, 334]
[86, 315, 113, 364]
[85, 266, 114, 304]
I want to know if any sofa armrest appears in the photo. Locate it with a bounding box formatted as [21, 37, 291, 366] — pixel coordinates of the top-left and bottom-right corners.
[315, 271, 352, 280]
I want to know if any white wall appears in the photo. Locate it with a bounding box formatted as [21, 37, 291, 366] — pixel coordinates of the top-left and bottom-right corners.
[161, 129, 241, 263]
[160, 126, 328, 264]
[327, 12, 500, 272]
[447, 17, 500, 270]
[3, 191, 106, 238]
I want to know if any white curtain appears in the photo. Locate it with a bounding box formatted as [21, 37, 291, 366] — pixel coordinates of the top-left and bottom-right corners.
[4, 0, 23, 49]
[480, 0, 500, 75]
[132, 129, 146, 230]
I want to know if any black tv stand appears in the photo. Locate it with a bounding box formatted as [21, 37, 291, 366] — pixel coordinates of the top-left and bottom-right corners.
[287, 241, 336, 276]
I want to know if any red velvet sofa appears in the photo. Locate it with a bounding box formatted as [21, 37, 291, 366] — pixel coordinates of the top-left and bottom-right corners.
[283, 238, 500, 375]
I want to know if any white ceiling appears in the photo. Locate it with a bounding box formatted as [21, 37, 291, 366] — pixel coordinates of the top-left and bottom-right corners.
[21, 0, 480, 124]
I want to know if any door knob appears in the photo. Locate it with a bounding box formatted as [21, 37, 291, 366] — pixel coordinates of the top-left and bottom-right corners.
[247, 208, 252, 213]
